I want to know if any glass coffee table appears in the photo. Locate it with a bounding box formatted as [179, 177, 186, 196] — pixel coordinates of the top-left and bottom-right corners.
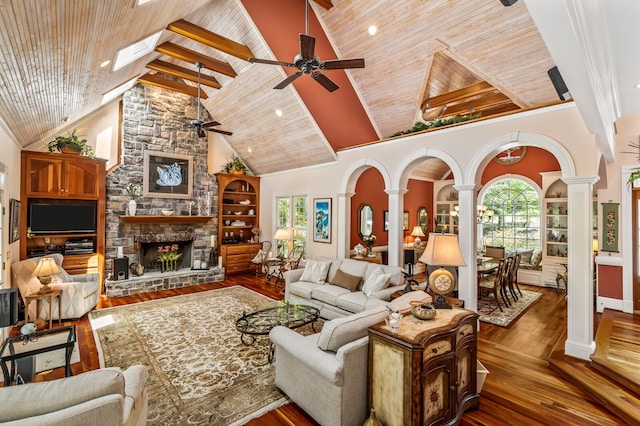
[235, 301, 320, 362]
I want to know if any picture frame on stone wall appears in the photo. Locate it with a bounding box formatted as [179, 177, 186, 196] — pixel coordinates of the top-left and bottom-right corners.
[143, 151, 194, 199]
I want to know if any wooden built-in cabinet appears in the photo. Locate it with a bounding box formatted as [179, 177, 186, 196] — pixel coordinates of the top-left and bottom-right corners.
[215, 172, 260, 275]
[368, 307, 479, 426]
[20, 151, 106, 290]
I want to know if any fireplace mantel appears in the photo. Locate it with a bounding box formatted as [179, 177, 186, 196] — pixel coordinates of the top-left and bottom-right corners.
[120, 215, 213, 225]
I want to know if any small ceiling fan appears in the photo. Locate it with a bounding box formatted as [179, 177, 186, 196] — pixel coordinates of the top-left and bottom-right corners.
[248, 0, 365, 92]
[190, 62, 232, 137]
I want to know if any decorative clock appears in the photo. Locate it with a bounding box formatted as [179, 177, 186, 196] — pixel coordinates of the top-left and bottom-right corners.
[428, 268, 455, 309]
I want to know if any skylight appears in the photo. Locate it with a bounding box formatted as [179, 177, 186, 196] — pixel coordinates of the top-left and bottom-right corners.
[113, 30, 162, 71]
[101, 76, 139, 105]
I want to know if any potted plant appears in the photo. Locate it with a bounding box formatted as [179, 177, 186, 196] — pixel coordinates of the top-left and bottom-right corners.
[222, 153, 249, 175]
[47, 129, 95, 157]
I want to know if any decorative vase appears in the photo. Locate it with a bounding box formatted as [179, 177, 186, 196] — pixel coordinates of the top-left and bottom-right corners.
[128, 199, 137, 216]
[363, 408, 382, 426]
[366, 246, 375, 257]
[354, 243, 366, 258]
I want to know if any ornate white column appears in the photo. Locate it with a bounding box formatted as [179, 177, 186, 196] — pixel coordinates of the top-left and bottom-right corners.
[563, 176, 598, 360]
[385, 189, 407, 267]
[453, 184, 478, 312]
[336, 192, 354, 259]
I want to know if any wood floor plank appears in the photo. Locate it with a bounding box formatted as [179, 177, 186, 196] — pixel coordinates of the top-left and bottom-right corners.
[6, 276, 630, 425]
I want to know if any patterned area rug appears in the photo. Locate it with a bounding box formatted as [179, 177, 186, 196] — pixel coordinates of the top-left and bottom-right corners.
[90, 286, 309, 425]
[478, 289, 542, 327]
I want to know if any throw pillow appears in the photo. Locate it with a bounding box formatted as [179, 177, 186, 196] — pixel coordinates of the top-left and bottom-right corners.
[531, 250, 543, 267]
[361, 268, 391, 297]
[300, 259, 331, 284]
[250, 249, 265, 264]
[519, 249, 533, 264]
[329, 269, 362, 291]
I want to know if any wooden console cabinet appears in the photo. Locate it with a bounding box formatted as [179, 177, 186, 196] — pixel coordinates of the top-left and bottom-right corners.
[368, 307, 479, 426]
[20, 151, 106, 289]
[215, 173, 260, 274]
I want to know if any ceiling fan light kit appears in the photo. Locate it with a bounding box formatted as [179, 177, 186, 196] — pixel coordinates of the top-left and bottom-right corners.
[248, 0, 365, 92]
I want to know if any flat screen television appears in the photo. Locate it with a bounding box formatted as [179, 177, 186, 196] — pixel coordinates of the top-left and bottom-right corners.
[0, 287, 19, 327]
[29, 200, 97, 234]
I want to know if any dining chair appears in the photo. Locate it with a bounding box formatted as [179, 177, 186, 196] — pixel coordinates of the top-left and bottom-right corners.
[484, 245, 505, 261]
[508, 253, 523, 300]
[479, 258, 510, 312]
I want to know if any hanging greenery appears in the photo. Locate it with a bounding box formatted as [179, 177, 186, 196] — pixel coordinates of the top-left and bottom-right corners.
[390, 114, 482, 137]
[627, 169, 640, 186]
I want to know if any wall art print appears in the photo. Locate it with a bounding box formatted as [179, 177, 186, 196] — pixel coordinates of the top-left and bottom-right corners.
[313, 198, 331, 243]
[143, 151, 193, 199]
[601, 202, 619, 252]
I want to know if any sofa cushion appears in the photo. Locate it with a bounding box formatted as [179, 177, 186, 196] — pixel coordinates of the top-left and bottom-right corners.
[518, 249, 533, 264]
[361, 268, 391, 297]
[300, 259, 331, 284]
[365, 263, 403, 287]
[288, 280, 323, 299]
[325, 260, 343, 283]
[335, 291, 369, 313]
[317, 306, 387, 352]
[337, 259, 368, 280]
[531, 249, 542, 267]
[312, 284, 351, 306]
[329, 269, 362, 291]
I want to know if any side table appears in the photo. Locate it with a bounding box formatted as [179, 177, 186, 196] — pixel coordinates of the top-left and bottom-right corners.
[24, 290, 62, 329]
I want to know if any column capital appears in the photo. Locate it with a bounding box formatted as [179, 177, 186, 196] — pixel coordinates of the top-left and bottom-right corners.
[336, 192, 355, 198]
[385, 189, 408, 196]
[453, 184, 479, 193]
[562, 176, 599, 186]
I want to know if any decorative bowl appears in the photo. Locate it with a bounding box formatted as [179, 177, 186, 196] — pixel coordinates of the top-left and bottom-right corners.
[21, 323, 37, 336]
[234, 211, 242, 215]
[410, 301, 437, 320]
[239, 200, 251, 205]
[161, 209, 174, 216]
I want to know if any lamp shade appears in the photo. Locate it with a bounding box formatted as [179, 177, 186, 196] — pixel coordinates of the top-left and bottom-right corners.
[419, 233, 466, 266]
[32, 257, 61, 277]
[410, 225, 426, 238]
[593, 238, 599, 252]
[273, 228, 290, 241]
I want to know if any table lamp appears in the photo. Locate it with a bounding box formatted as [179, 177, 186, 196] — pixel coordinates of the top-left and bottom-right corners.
[273, 228, 290, 258]
[410, 226, 425, 247]
[32, 257, 60, 294]
[419, 233, 466, 309]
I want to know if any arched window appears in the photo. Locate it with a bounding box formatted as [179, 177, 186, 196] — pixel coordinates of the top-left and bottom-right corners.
[481, 178, 540, 251]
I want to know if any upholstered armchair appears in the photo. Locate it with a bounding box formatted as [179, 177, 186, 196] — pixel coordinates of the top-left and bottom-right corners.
[269, 290, 431, 426]
[11, 253, 99, 321]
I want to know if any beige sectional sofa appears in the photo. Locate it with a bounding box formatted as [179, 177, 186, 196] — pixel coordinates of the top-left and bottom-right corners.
[270, 290, 431, 426]
[283, 258, 406, 319]
[0, 365, 148, 426]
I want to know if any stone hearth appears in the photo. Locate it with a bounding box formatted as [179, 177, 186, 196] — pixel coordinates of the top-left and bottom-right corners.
[104, 267, 225, 298]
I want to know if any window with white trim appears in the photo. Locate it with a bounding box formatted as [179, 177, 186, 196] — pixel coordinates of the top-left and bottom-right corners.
[275, 195, 308, 258]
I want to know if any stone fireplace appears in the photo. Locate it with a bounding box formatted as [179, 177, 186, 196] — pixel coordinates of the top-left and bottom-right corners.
[102, 83, 224, 297]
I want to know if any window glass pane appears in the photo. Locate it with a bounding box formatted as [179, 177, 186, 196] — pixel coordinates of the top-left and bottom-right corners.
[482, 178, 540, 251]
[277, 198, 290, 228]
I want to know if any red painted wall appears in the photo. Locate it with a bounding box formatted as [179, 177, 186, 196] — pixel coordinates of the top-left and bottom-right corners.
[241, 0, 378, 151]
[598, 264, 623, 299]
[481, 147, 560, 187]
[349, 168, 433, 248]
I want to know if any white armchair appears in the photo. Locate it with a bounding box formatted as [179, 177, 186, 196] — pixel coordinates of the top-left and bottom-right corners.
[269, 290, 431, 426]
[11, 253, 100, 321]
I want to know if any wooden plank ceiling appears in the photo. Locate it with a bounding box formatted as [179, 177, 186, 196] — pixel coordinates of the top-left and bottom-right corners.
[0, 0, 563, 177]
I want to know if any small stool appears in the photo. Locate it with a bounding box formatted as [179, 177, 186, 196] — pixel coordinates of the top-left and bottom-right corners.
[24, 290, 62, 329]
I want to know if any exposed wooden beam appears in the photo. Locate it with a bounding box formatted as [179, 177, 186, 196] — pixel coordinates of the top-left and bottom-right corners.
[138, 73, 208, 99]
[146, 59, 221, 89]
[156, 42, 237, 78]
[438, 91, 512, 117]
[312, 0, 333, 9]
[421, 81, 494, 110]
[166, 19, 254, 61]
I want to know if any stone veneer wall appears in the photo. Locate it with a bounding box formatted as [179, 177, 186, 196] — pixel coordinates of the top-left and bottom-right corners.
[104, 83, 218, 286]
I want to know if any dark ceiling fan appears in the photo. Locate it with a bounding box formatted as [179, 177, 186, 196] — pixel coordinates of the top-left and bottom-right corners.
[248, 0, 365, 92]
[190, 62, 232, 137]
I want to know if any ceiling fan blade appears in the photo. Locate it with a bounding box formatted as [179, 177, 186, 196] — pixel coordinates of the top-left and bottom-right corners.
[197, 127, 206, 138]
[300, 34, 316, 59]
[249, 57, 296, 68]
[274, 71, 303, 89]
[210, 128, 233, 136]
[311, 72, 339, 92]
[321, 58, 365, 70]
[201, 120, 221, 128]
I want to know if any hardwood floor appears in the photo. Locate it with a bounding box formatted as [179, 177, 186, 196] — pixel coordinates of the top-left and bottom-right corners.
[22, 274, 628, 425]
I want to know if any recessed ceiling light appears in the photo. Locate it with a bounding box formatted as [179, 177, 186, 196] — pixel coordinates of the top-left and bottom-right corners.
[275, 109, 283, 117]
[62, 116, 71, 123]
[247, 147, 252, 154]
[368, 25, 377, 36]
[100, 60, 111, 68]
[636, 82, 640, 89]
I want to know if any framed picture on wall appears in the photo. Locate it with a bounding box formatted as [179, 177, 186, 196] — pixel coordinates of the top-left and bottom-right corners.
[601, 203, 619, 252]
[403, 211, 410, 230]
[8, 198, 20, 244]
[418, 206, 428, 234]
[384, 210, 389, 232]
[313, 198, 332, 243]
[143, 150, 193, 199]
